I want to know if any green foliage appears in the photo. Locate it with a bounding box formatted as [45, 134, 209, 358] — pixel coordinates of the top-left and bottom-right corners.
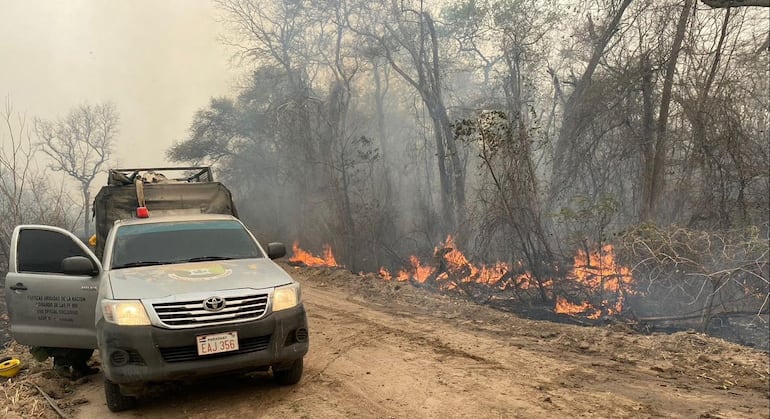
[554, 196, 620, 225]
[553, 195, 620, 249]
[167, 97, 239, 162]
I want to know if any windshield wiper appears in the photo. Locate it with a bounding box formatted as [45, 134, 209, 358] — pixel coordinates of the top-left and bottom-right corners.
[112, 261, 168, 269]
[182, 256, 234, 263]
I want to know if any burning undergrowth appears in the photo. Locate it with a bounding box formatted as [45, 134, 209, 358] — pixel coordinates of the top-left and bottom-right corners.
[290, 230, 769, 351]
[291, 237, 637, 321]
[289, 241, 338, 268]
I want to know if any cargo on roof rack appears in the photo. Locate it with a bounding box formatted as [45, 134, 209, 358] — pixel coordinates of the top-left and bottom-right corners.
[107, 166, 214, 186]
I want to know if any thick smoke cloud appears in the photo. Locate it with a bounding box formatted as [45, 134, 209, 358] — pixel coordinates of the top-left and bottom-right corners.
[0, 0, 234, 166]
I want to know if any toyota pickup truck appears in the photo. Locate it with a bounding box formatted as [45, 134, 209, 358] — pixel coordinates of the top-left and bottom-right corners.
[3, 168, 309, 411]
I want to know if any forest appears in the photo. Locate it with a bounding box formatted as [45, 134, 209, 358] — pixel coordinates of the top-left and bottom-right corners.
[2, 0, 768, 333]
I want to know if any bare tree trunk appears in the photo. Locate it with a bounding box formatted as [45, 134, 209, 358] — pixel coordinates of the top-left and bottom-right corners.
[425, 96, 455, 228]
[373, 63, 391, 174]
[376, 6, 464, 233]
[644, 0, 695, 221]
[83, 187, 91, 237]
[639, 55, 656, 219]
[550, 0, 633, 206]
[676, 7, 731, 226]
[426, 14, 465, 228]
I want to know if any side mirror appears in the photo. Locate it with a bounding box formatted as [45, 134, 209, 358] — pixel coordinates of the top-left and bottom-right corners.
[61, 256, 98, 276]
[266, 242, 286, 260]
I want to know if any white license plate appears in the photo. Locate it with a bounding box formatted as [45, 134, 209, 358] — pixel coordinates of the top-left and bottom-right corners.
[196, 331, 239, 356]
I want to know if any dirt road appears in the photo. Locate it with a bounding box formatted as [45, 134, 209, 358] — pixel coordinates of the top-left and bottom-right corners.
[2, 265, 768, 418]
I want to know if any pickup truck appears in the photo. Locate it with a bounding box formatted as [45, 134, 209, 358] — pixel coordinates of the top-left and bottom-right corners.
[3, 170, 309, 411]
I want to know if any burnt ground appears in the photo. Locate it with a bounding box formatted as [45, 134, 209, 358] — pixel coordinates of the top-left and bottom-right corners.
[0, 264, 768, 418]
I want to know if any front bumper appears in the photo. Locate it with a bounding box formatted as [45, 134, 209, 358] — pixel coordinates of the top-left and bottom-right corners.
[97, 304, 308, 385]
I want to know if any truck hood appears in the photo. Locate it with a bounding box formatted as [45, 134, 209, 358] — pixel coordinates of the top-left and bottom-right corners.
[106, 258, 294, 300]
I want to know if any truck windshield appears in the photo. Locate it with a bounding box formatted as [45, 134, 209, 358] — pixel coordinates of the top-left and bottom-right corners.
[111, 220, 262, 269]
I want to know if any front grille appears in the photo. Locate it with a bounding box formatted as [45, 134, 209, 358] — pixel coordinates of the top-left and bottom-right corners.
[152, 293, 269, 328]
[159, 335, 271, 363]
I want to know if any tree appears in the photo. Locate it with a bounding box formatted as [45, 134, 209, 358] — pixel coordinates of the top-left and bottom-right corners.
[549, 0, 634, 208]
[440, 0, 565, 301]
[349, 0, 466, 232]
[0, 99, 76, 272]
[670, 6, 770, 227]
[455, 111, 556, 303]
[641, 0, 696, 221]
[35, 103, 118, 237]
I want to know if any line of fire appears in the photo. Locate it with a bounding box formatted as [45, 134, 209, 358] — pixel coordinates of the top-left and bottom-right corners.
[288, 234, 768, 351]
[290, 239, 632, 320]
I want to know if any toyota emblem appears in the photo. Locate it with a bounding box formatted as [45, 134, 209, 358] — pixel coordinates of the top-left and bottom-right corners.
[203, 296, 226, 312]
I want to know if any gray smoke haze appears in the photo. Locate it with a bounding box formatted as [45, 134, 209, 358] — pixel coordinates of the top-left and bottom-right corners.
[0, 0, 234, 166]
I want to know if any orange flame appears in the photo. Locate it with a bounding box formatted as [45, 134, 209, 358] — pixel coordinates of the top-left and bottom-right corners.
[290, 242, 339, 267]
[377, 235, 547, 292]
[568, 244, 633, 292]
[554, 244, 633, 318]
[554, 296, 597, 317]
[435, 236, 520, 287]
[396, 270, 410, 281]
[410, 255, 436, 283]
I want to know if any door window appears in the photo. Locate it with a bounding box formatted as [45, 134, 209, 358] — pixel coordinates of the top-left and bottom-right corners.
[17, 229, 90, 273]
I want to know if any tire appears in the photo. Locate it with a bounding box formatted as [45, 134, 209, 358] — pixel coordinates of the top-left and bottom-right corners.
[273, 358, 303, 385]
[104, 378, 137, 412]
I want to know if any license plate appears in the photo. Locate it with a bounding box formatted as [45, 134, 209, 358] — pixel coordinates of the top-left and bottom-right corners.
[196, 331, 239, 356]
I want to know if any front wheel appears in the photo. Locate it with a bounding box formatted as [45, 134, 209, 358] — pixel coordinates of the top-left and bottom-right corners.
[273, 358, 303, 385]
[104, 378, 137, 412]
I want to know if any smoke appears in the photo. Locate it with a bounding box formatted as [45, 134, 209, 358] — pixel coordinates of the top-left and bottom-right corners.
[0, 0, 234, 167]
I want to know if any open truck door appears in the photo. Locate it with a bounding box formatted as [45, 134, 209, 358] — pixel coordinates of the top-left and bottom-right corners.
[4, 225, 101, 349]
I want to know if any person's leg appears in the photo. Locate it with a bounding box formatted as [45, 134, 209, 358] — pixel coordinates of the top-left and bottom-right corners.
[42, 348, 97, 379]
[47, 348, 76, 378]
[69, 349, 98, 377]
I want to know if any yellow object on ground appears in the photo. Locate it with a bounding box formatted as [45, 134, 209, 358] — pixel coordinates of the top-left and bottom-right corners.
[0, 358, 21, 378]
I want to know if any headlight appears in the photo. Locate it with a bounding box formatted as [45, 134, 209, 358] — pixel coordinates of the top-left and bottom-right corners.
[273, 283, 300, 312]
[102, 300, 151, 326]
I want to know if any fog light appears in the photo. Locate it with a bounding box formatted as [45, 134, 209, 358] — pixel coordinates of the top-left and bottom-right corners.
[110, 349, 129, 366]
[285, 328, 309, 346]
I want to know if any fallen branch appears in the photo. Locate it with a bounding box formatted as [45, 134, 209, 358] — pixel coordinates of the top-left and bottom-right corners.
[30, 383, 67, 419]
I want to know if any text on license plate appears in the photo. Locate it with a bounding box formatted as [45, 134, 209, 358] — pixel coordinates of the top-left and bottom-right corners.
[197, 331, 239, 356]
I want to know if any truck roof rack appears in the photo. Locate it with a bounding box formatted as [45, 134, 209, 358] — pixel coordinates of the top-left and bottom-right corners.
[108, 167, 213, 186]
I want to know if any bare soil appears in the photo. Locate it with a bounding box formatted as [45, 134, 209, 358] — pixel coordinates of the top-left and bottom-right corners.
[1, 264, 768, 418]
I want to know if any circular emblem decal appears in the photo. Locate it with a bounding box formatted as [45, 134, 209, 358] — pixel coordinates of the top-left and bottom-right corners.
[167, 263, 232, 281]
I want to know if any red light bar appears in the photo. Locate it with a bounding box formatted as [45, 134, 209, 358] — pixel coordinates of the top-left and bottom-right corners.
[136, 206, 150, 218]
